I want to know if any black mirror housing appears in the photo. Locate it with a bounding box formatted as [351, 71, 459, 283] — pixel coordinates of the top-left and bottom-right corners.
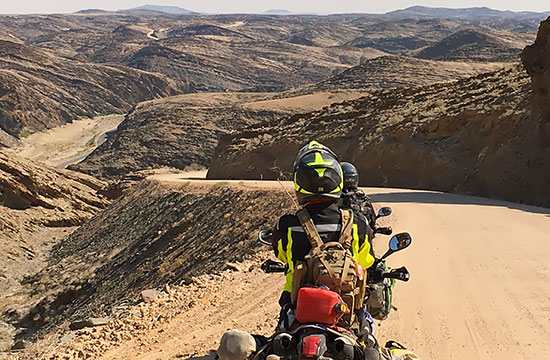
[377, 207, 392, 218]
[258, 229, 273, 246]
[389, 232, 412, 251]
[381, 232, 412, 260]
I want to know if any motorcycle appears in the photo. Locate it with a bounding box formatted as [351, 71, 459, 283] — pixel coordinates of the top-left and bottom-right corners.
[256, 229, 413, 360]
[365, 208, 410, 321]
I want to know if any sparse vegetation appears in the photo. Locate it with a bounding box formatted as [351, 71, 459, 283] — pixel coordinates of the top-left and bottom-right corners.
[19, 129, 31, 138]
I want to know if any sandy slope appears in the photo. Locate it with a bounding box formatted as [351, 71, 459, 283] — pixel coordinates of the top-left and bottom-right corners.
[16, 178, 550, 360]
[8, 115, 123, 167]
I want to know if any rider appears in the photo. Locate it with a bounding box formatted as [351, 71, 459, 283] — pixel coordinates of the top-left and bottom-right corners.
[339, 162, 377, 232]
[270, 141, 376, 345]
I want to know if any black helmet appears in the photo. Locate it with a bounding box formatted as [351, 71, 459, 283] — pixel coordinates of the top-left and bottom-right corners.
[341, 162, 359, 190]
[293, 141, 343, 205]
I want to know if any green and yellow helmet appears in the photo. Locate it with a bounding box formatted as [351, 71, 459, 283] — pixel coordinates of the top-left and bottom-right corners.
[293, 141, 343, 205]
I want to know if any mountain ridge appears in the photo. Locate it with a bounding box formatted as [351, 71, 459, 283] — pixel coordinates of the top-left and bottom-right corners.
[0, 39, 193, 144]
[120, 4, 197, 15]
[386, 5, 550, 19]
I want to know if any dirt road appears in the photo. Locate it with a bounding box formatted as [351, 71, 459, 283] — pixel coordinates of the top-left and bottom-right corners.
[24, 174, 550, 360]
[147, 174, 550, 359]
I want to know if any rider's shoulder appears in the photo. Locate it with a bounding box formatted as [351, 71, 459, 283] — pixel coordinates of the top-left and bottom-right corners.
[276, 214, 300, 230]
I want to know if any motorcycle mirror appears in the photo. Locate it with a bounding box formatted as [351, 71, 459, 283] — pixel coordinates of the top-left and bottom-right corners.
[377, 207, 392, 218]
[389, 232, 412, 251]
[258, 229, 273, 246]
[381, 232, 412, 260]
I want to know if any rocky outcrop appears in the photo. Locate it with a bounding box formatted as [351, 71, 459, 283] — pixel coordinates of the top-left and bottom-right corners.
[0, 151, 109, 348]
[0, 150, 108, 219]
[522, 17, 550, 124]
[0, 40, 193, 144]
[0, 150, 109, 280]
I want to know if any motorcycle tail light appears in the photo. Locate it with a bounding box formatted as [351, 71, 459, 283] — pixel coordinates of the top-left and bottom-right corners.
[302, 335, 322, 357]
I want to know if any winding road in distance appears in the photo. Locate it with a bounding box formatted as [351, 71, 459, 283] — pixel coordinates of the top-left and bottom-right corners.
[56, 129, 116, 169]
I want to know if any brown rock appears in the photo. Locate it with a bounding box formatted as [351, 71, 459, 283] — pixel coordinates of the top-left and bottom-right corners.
[10, 339, 30, 351]
[225, 263, 242, 272]
[217, 329, 256, 360]
[69, 317, 112, 330]
[60, 333, 75, 343]
[141, 289, 160, 303]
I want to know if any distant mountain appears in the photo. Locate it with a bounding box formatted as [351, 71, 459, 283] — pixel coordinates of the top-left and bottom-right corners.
[386, 6, 550, 20]
[264, 9, 292, 15]
[121, 4, 196, 15]
[75, 9, 109, 14]
[263, 9, 323, 15]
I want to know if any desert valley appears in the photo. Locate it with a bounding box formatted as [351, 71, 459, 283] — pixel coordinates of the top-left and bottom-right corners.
[1, 4, 550, 360]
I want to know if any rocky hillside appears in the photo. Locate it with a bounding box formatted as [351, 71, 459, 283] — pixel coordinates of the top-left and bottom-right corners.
[0, 40, 192, 144]
[302, 55, 505, 92]
[68, 93, 282, 179]
[0, 12, 539, 149]
[207, 17, 550, 208]
[522, 18, 550, 123]
[0, 151, 109, 350]
[0, 13, 539, 93]
[343, 17, 535, 58]
[415, 29, 524, 62]
[8, 182, 291, 343]
[69, 91, 366, 179]
[0, 14, 382, 92]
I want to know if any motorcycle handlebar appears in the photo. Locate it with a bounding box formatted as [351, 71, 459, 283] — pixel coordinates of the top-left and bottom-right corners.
[383, 266, 410, 282]
[374, 226, 393, 235]
[261, 260, 288, 273]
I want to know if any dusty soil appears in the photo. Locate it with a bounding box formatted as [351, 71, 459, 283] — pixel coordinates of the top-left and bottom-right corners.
[4, 182, 293, 347]
[9, 115, 123, 167]
[8, 181, 550, 360]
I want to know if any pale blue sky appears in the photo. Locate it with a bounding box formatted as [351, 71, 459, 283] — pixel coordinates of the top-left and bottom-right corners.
[0, 0, 548, 15]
